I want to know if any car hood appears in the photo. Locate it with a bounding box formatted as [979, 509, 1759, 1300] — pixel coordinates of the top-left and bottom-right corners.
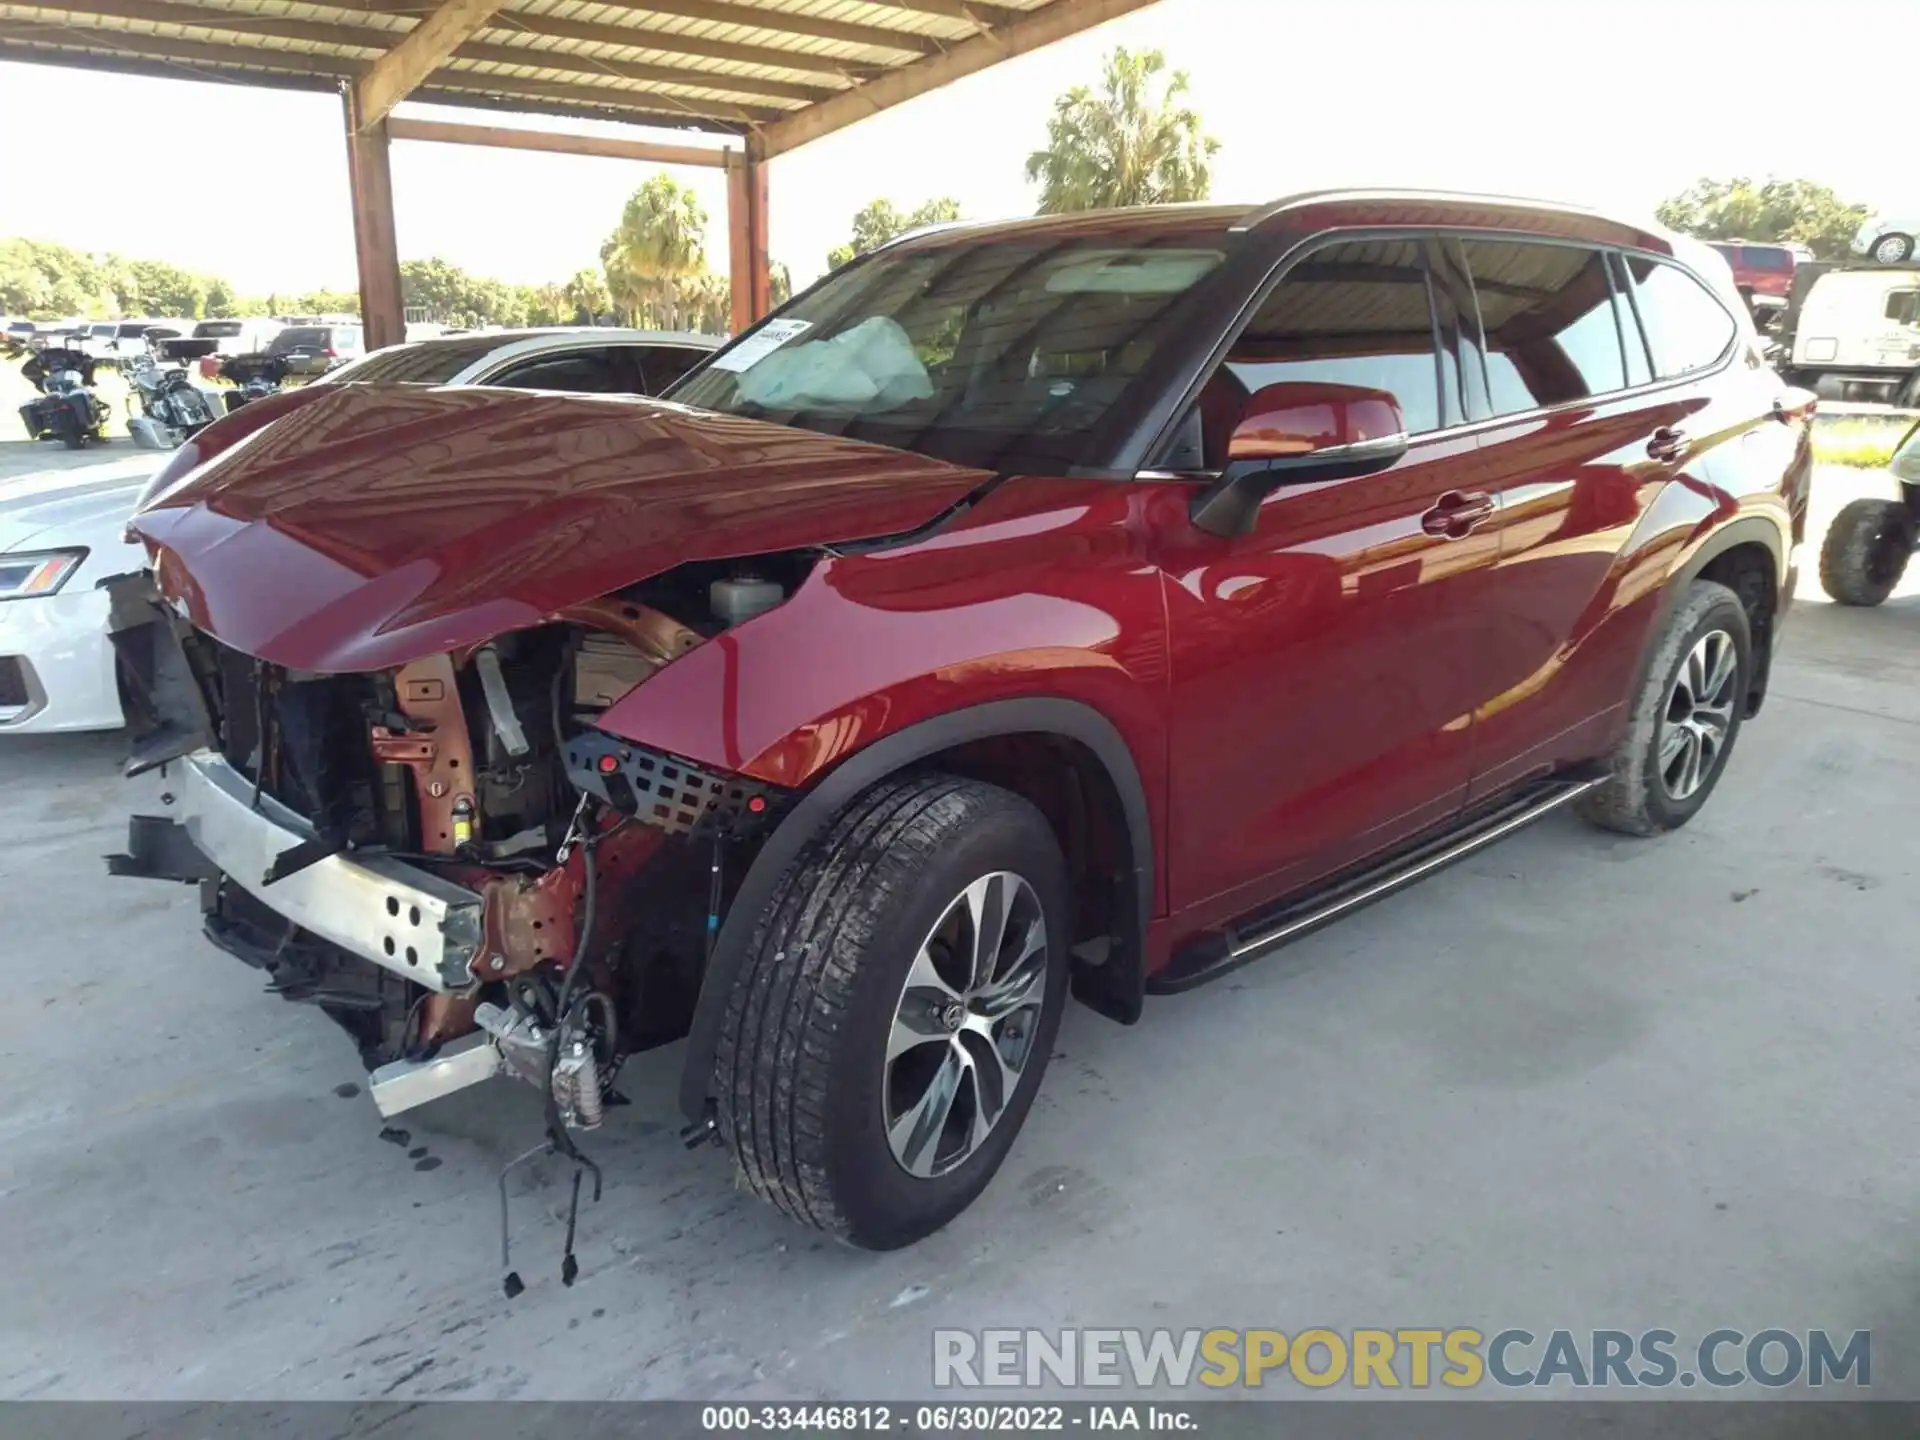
[0, 476, 147, 556]
[131, 382, 991, 671]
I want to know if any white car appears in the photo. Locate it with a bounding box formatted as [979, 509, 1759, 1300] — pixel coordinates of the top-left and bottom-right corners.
[320, 326, 719, 392]
[1, 327, 721, 734]
[1856, 217, 1919, 266]
[0, 470, 150, 731]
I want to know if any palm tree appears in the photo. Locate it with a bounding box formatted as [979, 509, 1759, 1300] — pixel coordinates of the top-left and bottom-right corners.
[601, 174, 709, 328]
[1025, 47, 1219, 215]
[562, 268, 611, 325]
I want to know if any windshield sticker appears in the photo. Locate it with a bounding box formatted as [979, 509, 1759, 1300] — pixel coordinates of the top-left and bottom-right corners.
[710, 318, 814, 373]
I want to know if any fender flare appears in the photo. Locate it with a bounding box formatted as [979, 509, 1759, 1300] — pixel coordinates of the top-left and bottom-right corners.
[677, 697, 1154, 1121]
[1640, 514, 1788, 705]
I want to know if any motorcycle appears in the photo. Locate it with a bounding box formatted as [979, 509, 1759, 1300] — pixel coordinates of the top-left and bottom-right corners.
[19, 347, 109, 449]
[123, 354, 222, 450]
[217, 353, 292, 413]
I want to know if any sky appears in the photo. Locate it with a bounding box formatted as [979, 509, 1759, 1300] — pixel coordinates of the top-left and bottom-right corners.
[0, 0, 1907, 304]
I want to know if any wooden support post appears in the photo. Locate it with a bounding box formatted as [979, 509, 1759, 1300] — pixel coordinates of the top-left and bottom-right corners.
[342, 86, 405, 351]
[726, 142, 771, 334]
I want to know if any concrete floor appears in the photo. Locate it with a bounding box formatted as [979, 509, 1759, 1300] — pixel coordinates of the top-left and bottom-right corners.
[1, 457, 1918, 1403]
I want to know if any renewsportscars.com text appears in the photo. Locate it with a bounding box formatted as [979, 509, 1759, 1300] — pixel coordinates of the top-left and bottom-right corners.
[932, 1327, 1870, 1391]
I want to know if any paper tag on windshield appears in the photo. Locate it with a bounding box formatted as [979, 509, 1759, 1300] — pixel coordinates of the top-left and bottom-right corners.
[710, 318, 813, 373]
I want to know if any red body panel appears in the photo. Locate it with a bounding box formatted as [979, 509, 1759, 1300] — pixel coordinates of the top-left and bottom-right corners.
[130, 383, 988, 671]
[132, 195, 1811, 986]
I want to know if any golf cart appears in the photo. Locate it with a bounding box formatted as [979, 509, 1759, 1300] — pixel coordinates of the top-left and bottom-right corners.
[1820, 420, 1920, 605]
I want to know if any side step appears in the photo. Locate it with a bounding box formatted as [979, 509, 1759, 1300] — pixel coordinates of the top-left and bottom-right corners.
[1151, 775, 1604, 994]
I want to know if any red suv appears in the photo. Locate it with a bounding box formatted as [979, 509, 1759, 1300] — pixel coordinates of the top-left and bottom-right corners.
[1708, 239, 1811, 317]
[110, 192, 1811, 1259]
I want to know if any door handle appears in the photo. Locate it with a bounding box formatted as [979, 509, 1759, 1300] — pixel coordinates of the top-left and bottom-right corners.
[1647, 427, 1689, 464]
[1420, 490, 1496, 538]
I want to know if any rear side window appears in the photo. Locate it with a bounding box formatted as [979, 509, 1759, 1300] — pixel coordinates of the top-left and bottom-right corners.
[1885, 290, 1920, 326]
[272, 327, 327, 352]
[1222, 237, 1444, 438]
[491, 349, 622, 393]
[1622, 257, 1737, 379]
[1458, 240, 1627, 413]
[627, 344, 709, 395]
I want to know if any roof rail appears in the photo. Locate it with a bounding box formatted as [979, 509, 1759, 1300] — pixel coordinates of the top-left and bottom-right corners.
[1230, 187, 1623, 233]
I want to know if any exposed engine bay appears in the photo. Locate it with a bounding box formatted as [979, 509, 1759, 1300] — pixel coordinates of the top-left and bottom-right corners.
[106, 553, 814, 1139]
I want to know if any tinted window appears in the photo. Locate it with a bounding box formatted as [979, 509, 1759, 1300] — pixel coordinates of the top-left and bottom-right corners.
[1884, 290, 1920, 326]
[1623, 257, 1737, 378]
[1460, 241, 1627, 414]
[628, 344, 709, 395]
[1221, 238, 1443, 440]
[118, 322, 153, 338]
[196, 321, 244, 338]
[271, 327, 328, 352]
[492, 350, 621, 393]
[1741, 247, 1794, 272]
[670, 230, 1230, 470]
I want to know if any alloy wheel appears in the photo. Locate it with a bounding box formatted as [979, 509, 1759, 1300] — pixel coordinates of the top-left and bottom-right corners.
[1871, 234, 1914, 265]
[884, 872, 1048, 1179]
[1659, 629, 1739, 801]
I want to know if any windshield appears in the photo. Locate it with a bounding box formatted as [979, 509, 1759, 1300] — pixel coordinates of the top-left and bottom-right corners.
[671, 233, 1231, 470]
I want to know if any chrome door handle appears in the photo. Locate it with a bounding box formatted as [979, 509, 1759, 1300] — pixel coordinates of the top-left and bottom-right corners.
[1421, 490, 1496, 538]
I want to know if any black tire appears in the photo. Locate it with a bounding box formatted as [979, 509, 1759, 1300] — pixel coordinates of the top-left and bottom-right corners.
[713, 773, 1071, 1250]
[1870, 233, 1915, 265]
[59, 421, 84, 450]
[1819, 498, 1915, 606]
[1579, 579, 1752, 837]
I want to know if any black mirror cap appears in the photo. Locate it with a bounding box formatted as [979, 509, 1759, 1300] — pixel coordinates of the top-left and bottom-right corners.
[1187, 438, 1410, 539]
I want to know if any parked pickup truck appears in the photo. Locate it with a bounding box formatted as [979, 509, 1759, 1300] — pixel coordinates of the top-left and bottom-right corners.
[159, 318, 284, 365]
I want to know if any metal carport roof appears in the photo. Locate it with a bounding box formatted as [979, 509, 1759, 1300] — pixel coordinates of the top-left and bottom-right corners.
[0, 0, 1162, 338]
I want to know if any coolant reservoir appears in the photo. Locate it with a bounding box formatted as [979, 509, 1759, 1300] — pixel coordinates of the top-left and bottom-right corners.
[710, 573, 784, 625]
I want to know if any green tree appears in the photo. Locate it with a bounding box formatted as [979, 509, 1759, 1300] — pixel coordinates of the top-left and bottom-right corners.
[204, 278, 240, 318]
[297, 287, 362, 317]
[117, 258, 210, 319]
[1655, 178, 1870, 261]
[563, 267, 611, 325]
[826, 197, 961, 271]
[1025, 47, 1218, 215]
[600, 174, 709, 328]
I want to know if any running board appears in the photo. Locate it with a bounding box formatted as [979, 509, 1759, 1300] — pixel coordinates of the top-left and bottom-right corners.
[1151, 776, 1604, 994]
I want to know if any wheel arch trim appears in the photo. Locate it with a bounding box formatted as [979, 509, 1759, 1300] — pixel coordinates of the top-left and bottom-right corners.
[677, 697, 1154, 1121]
[1643, 514, 1787, 708]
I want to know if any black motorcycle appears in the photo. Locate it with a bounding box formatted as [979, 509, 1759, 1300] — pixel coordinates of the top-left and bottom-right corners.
[218, 353, 292, 414]
[19, 348, 109, 448]
[124, 354, 222, 449]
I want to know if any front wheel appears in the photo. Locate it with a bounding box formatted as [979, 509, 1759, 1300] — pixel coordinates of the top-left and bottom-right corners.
[1819, 498, 1915, 606]
[713, 774, 1070, 1250]
[1580, 579, 1752, 837]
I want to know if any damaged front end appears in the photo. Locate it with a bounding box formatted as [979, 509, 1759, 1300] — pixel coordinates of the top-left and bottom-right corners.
[105, 562, 792, 1130]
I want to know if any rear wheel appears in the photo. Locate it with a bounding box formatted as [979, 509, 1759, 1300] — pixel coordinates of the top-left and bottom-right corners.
[1819, 498, 1915, 606]
[1580, 580, 1751, 837]
[713, 773, 1070, 1250]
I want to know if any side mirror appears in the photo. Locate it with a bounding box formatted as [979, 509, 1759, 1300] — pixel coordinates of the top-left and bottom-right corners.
[1190, 381, 1410, 538]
